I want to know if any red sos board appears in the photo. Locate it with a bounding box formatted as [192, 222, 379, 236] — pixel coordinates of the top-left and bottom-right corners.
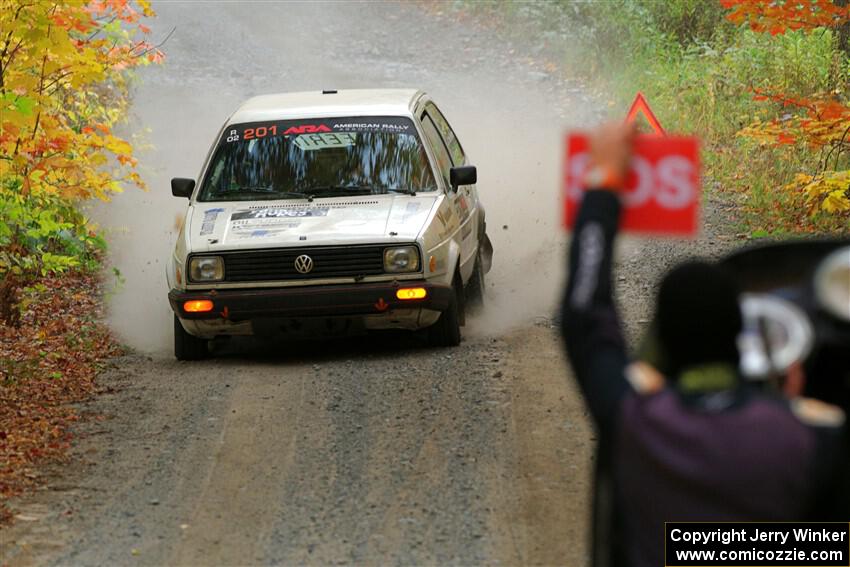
[564, 133, 700, 236]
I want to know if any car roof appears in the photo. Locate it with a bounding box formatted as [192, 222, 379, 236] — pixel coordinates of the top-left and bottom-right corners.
[227, 89, 425, 124]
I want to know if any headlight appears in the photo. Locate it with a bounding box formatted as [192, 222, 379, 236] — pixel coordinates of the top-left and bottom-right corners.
[383, 246, 420, 273]
[814, 246, 850, 322]
[189, 256, 224, 282]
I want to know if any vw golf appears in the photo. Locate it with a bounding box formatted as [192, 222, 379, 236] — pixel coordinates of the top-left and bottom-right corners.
[167, 89, 493, 360]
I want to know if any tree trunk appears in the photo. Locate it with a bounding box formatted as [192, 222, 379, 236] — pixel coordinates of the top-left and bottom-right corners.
[836, 0, 850, 55]
[0, 273, 21, 327]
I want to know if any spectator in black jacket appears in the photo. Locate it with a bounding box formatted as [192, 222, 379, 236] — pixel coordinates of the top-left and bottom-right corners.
[561, 123, 847, 567]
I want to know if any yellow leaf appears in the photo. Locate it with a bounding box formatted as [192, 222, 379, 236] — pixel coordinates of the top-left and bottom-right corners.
[822, 191, 850, 214]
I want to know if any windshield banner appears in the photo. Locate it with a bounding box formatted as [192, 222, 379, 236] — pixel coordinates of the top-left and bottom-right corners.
[220, 116, 415, 145]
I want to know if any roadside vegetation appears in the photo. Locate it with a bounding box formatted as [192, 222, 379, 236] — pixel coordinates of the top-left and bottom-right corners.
[458, 0, 850, 235]
[0, 0, 161, 520]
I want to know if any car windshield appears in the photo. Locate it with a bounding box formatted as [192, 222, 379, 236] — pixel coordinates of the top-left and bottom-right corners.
[198, 116, 438, 201]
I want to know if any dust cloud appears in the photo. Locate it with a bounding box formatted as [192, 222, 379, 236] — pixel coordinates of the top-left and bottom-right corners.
[91, 2, 601, 354]
[87, 90, 230, 354]
[460, 110, 571, 337]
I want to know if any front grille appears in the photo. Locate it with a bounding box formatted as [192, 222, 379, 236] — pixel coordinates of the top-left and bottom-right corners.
[217, 245, 392, 282]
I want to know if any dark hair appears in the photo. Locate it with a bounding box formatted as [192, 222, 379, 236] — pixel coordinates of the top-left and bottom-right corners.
[656, 261, 743, 374]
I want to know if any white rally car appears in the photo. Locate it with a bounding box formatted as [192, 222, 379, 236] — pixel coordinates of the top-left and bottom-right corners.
[167, 89, 493, 360]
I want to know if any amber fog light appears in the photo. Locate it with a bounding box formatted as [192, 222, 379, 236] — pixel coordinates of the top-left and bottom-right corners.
[397, 287, 427, 300]
[184, 299, 214, 313]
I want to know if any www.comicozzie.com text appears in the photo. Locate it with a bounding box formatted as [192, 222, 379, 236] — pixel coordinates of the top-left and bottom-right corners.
[670, 527, 848, 546]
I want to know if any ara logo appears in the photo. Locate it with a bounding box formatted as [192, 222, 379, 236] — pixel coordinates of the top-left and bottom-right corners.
[284, 124, 331, 135]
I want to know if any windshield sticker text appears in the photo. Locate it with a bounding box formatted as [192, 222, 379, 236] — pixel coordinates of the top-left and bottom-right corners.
[331, 122, 410, 132]
[293, 132, 357, 151]
[221, 117, 414, 145]
[283, 124, 331, 135]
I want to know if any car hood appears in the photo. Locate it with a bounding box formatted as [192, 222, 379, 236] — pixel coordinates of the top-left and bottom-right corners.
[186, 194, 440, 253]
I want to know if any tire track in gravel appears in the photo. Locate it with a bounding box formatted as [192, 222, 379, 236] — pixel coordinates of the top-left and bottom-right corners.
[258, 336, 519, 565]
[169, 361, 311, 565]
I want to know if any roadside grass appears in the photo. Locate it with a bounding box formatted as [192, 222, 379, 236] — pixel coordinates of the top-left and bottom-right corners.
[0, 271, 121, 523]
[450, 0, 849, 235]
[602, 27, 847, 234]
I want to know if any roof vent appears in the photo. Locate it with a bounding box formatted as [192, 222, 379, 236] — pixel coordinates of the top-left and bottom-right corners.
[322, 89, 338, 95]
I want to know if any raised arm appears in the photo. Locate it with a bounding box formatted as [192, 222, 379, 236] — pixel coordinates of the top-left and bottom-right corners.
[560, 124, 635, 430]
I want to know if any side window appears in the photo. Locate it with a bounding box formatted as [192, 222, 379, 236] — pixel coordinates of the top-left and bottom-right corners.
[420, 114, 453, 189]
[426, 104, 465, 166]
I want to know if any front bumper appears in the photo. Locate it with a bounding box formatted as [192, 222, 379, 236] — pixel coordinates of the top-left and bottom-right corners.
[168, 280, 453, 321]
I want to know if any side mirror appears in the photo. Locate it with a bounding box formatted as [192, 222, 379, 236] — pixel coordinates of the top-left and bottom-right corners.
[449, 165, 476, 192]
[171, 178, 195, 199]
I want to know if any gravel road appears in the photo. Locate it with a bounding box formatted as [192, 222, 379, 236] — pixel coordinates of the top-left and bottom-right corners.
[1, 2, 741, 566]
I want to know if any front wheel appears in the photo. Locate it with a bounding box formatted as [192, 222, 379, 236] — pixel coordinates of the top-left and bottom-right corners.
[428, 276, 463, 347]
[174, 315, 209, 360]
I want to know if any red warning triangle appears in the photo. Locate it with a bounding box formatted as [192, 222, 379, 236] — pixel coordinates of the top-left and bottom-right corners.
[625, 92, 665, 135]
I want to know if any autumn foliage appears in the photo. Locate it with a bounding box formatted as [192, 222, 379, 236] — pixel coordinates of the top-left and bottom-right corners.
[1, 0, 162, 286]
[722, 0, 850, 34]
[722, 0, 850, 223]
[0, 0, 159, 520]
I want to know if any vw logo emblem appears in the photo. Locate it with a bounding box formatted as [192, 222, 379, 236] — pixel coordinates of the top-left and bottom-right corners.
[294, 254, 314, 274]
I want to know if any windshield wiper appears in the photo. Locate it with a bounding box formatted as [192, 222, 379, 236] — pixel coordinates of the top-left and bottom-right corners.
[303, 185, 372, 194]
[209, 187, 315, 201]
[302, 185, 417, 197]
[274, 191, 315, 200]
[294, 185, 374, 199]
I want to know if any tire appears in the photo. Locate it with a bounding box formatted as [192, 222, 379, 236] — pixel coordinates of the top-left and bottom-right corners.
[428, 276, 463, 347]
[465, 252, 486, 313]
[174, 315, 209, 360]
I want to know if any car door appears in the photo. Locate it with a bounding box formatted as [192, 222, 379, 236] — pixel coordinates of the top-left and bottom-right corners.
[420, 104, 478, 280]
